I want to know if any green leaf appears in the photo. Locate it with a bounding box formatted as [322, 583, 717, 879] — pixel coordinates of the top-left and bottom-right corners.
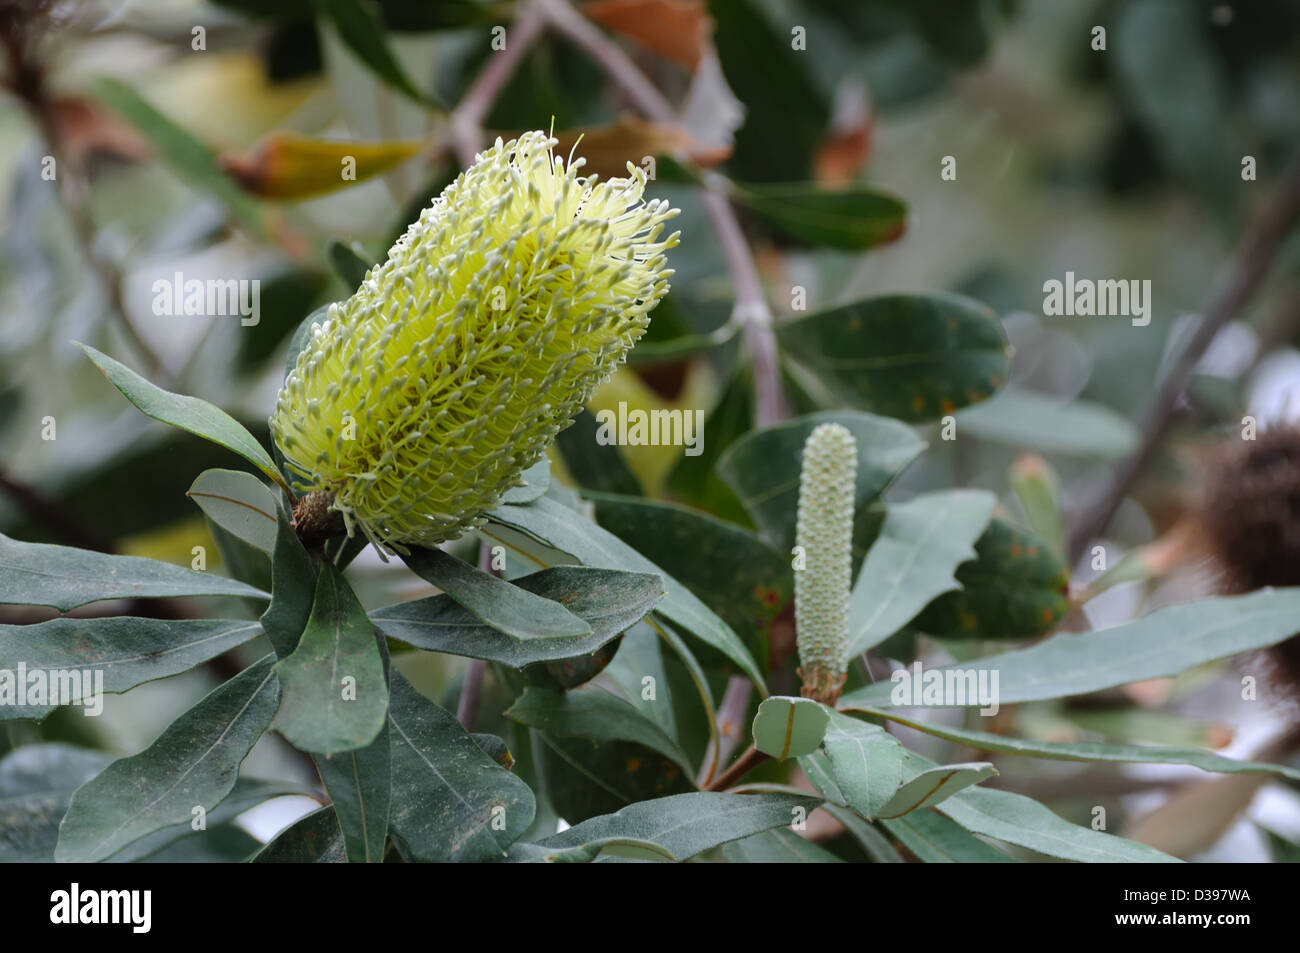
[499, 458, 552, 505]
[843, 588, 1300, 711]
[506, 686, 692, 774]
[821, 804, 905, 862]
[957, 389, 1140, 458]
[861, 707, 1300, 782]
[664, 363, 753, 527]
[532, 731, 694, 824]
[54, 654, 281, 862]
[878, 809, 1014, 863]
[751, 696, 829, 760]
[89, 77, 264, 233]
[590, 493, 791, 664]
[312, 729, 389, 863]
[0, 744, 113, 862]
[847, 489, 995, 656]
[260, 501, 319, 659]
[734, 182, 906, 250]
[554, 410, 643, 496]
[187, 469, 279, 554]
[1009, 454, 1066, 559]
[401, 547, 591, 641]
[513, 791, 823, 862]
[273, 564, 388, 755]
[387, 673, 535, 862]
[327, 241, 372, 291]
[314, 0, 433, 104]
[0, 533, 268, 612]
[820, 711, 905, 820]
[716, 411, 926, 554]
[487, 497, 767, 690]
[939, 786, 1179, 863]
[0, 617, 263, 720]
[876, 762, 998, 818]
[722, 827, 845, 862]
[372, 566, 662, 666]
[775, 293, 1009, 423]
[910, 518, 1070, 641]
[76, 343, 291, 495]
[251, 806, 346, 862]
[142, 822, 260, 862]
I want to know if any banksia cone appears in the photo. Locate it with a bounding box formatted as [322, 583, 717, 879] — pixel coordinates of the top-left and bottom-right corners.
[794, 422, 857, 704]
[1199, 424, 1300, 697]
[271, 131, 679, 551]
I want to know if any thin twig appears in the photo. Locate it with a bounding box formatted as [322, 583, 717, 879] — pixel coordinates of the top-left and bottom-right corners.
[1068, 151, 1300, 563]
[448, 0, 548, 166]
[697, 676, 753, 787]
[537, 0, 788, 426]
[703, 743, 770, 792]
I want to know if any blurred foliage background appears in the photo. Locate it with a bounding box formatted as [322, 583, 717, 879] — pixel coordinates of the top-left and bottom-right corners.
[3, 0, 1300, 860]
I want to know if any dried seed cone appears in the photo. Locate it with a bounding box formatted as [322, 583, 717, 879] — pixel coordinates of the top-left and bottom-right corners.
[794, 422, 857, 704]
[271, 131, 679, 551]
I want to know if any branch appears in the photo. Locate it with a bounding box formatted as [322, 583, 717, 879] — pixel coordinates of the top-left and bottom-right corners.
[537, 0, 788, 426]
[703, 743, 770, 792]
[1067, 151, 1300, 563]
[447, 0, 548, 166]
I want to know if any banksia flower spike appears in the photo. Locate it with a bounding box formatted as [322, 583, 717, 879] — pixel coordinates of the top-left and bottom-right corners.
[794, 422, 857, 705]
[271, 131, 679, 552]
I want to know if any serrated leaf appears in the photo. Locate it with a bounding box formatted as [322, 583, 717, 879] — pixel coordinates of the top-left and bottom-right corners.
[487, 497, 766, 690]
[716, 411, 926, 554]
[274, 564, 387, 755]
[401, 547, 590, 641]
[845, 587, 1300, 713]
[848, 489, 995, 656]
[751, 696, 829, 760]
[0, 617, 263, 720]
[54, 654, 281, 862]
[910, 518, 1070, 641]
[876, 762, 997, 818]
[77, 343, 291, 495]
[0, 533, 267, 612]
[513, 791, 822, 862]
[820, 711, 905, 820]
[507, 686, 692, 774]
[775, 293, 1009, 423]
[372, 566, 662, 666]
[387, 673, 535, 862]
[187, 469, 278, 554]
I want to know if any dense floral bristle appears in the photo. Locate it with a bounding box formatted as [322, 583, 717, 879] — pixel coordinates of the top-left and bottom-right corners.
[794, 422, 857, 703]
[270, 131, 679, 551]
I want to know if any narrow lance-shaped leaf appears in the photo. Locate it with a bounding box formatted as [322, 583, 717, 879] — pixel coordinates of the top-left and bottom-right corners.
[0, 533, 268, 612]
[848, 489, 995, 656]
[387, 673, 535, 862]
[401, 547, 591, 640]
[878, 809, 1015, 863]
[273, 563, 388, 755]
[260, 500, 319, 659]
[370, 566, 663, 666]
[0, 617, 264, 720]
[77, 343, 292, 495]
[55, 654, 281, 863]
[876, 761, 998, 818]
[842, 587, 1300, 710]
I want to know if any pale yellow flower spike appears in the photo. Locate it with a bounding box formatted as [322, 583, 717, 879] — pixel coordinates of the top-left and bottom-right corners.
[270, 131, 680, 553]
